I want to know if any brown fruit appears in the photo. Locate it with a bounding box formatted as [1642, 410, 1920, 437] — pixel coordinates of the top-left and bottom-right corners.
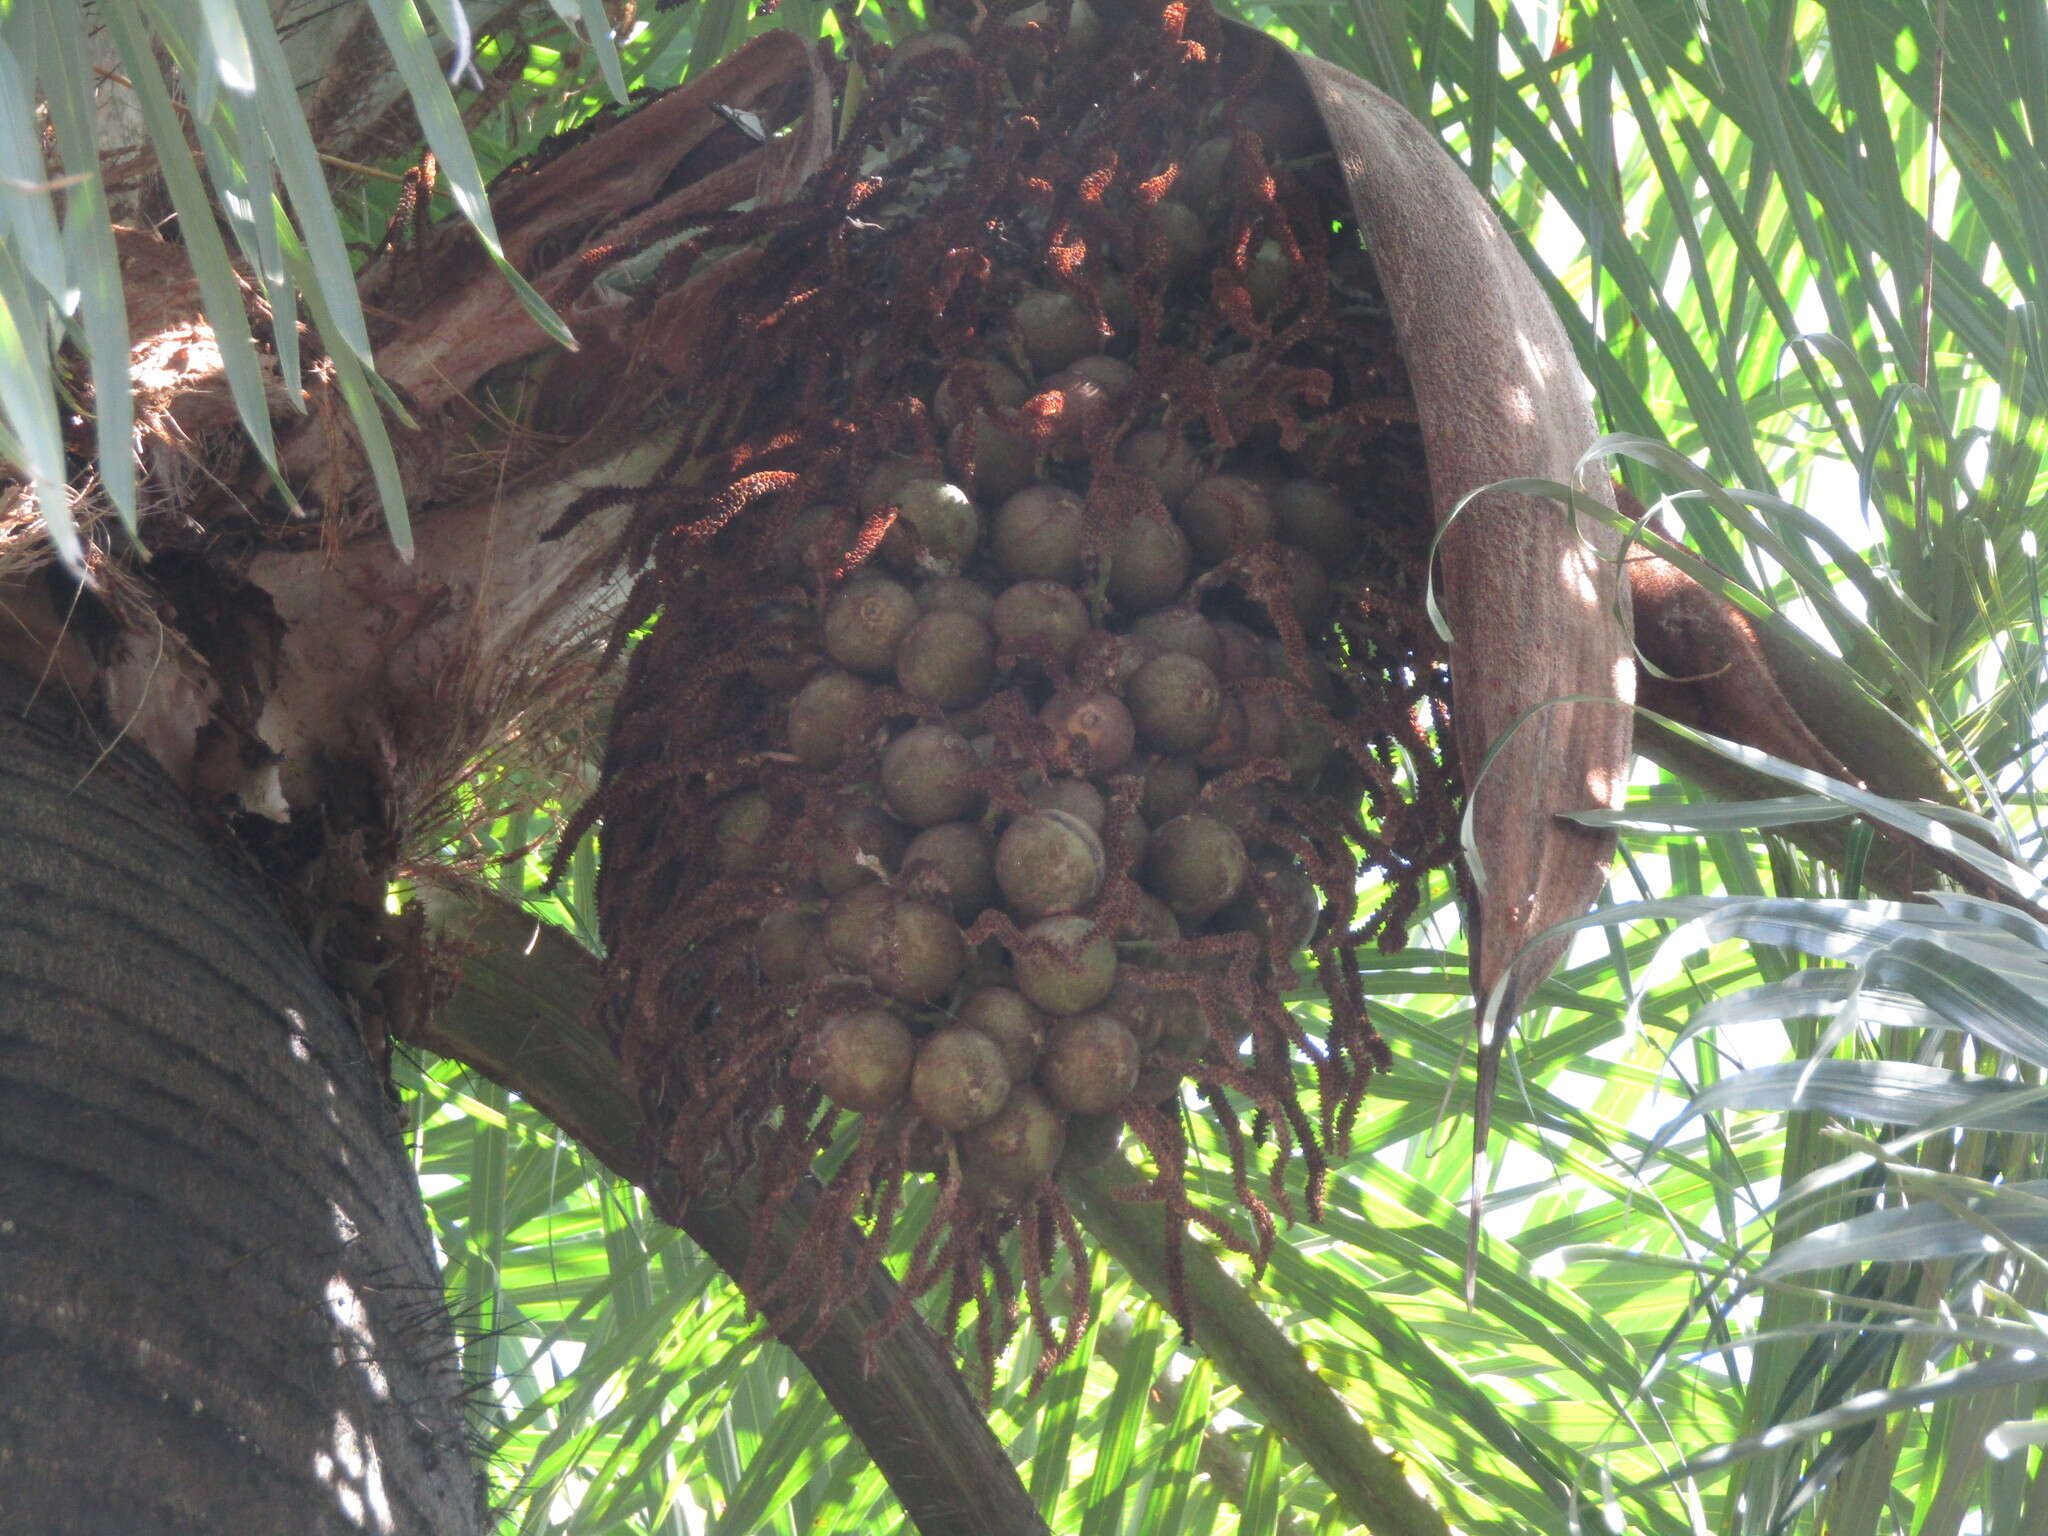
[1106, 513, 1192, 614]
[1115, 429, 1202, 510]
[1057, 1111, 1125, 1172]
[993, 484, 1089, 583]
[995, 810, 1105, 920]
[1179, 474, 1278, 563]
[959, 1084, 1066, 1201]
[1116, 892, 1182, 948]
[911, 1026, 1012, 1130]
[787, 670, 872, 769]
[1177, 135, 1235, 218]
[775, 503, 852, 580]
[1144, 813, 1249, 921]
[901, 821, 996, 920]
[896, 609, 997, 709]
[823, 575, 919, 676]
[956, 986, 1047, 1080]
[859, 457, 940, 516]
[1013, 916, 1119, 1015]
[1273, 479, 1359, 566]
[1131, 199, 1206, 278]
[991, 579, 1090, 668]
[1126, 652, 1224, 754]
[793, 1008, 915, 1113]
[824, 883, 897, 971]
[917, 575, 996, 619]
[1244, 238, 1292, 318]
[948, 414, 1037, 503]
[1040, 359, 1128, 455]
[755, 907, 824, 984]
[1013, 288, 1097, 373]
[714, 793, 777, 875]
[1040, 689, 1136, 773]
[1107, 973, 1196, 1051]
[1129, 608, 1224, 674]
[1140, 755, 1201, 825]
[934, 358, 1030, 431]
[878, 478, 981, 574]
[1024, 776, 1106, 831]
[813, 804, 909, 896]
[881, 725, 981, 826]
[863, 897, 968, 1004]
[1214, 854, 1320, 957]
[1039, 1011, 1140, 1113]
[1276, 544, 1333, 630]
[1211, 620, 1269, 681]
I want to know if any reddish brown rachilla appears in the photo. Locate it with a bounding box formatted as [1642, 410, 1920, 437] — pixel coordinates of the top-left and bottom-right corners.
[553, 1, 1465, 1390]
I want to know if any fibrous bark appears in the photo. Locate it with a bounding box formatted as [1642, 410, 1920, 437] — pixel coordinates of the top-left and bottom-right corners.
[0, 665, 483, 1536]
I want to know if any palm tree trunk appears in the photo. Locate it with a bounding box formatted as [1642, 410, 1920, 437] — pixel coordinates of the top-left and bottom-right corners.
[0, 668, 481, 1536]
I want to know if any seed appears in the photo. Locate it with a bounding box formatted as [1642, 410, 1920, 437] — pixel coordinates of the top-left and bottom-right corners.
[956, 986, 1047, 1080]
[776, 504, 852, 580]
[1117, 891, 1183, 950]
[714, 792, 776, 875]
[1106, 973, 1195, 1052]
[991, 579, 1090, 668]
[948, 414, 1037, 503]
[1140, 755, 1201, 825]
[863, 897, 968, 1004]
[1144, 813, 1249, 921]
[995, 810, 1106, 920]
[1040, 689, 1136, 773]
[993, 484, 1089, 583]
[912, 1026, 1012, 1130]
[1179, 474, 1278, 563]
[901, 820, 996, 920]
[934, 358, 1030, 431]
[1057, 1111, 1124, 1172]
[1131, 199, 1206, 278]
[787, 670, 872, 769]
[1024, 776, 1106, 831]
[1273, 479, 1358, 566]
[1245, 239, 1292, 318]
[896, 609, 997, 709]
[1039, 360, 1126, 456]
[1214, 853, 1320, 957]
[879, 478, 982, 574]
[859, 457, 941, 516]
[1039, 1011, 1140, 1113]
[812, 804, 909, 896]
[1126, 652, 1224, 754]
[793, 1008, 915, 1113]
[1276, 544, 1333, 630]
[1129, 607, 1224, 674]
[959, 1084, 1066, 1202]
[917, 574, 996, 619]
[823, 883, 897, 971]
[881, 725, 981, 827]
[823, 575, 919, 676]
[1115, 429, 1202, 510]
[1106, 512, 1192, 614]
[1013, 288, 1097, 373]
[755, 907, 824, 985]
[1177, 135, 1235, 218]
[1013, 915, 1118, 1015]
[1211, 619, 1269, 681]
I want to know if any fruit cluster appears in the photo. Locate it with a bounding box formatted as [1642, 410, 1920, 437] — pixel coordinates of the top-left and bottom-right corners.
[568, 0, 1462, 1371]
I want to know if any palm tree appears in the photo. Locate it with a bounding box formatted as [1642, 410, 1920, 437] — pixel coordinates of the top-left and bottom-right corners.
[3, 3, 2039, 1533]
